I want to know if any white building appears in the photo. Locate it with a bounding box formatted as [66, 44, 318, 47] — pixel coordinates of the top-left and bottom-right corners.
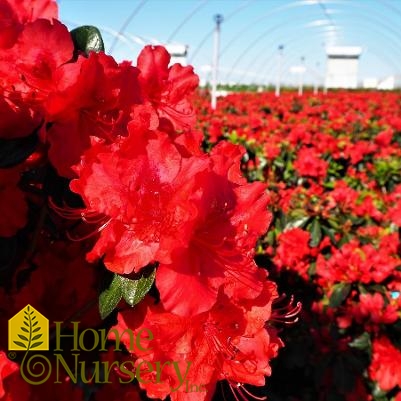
[375, 75, 401, 90]
[325, 46, 362, 89]
[363, 78, 378, 89]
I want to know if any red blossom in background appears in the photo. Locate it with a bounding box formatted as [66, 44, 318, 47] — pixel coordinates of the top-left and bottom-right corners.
[316, 239, 399, 285]
[369, 337, 401, 391]
[273, 228, 311, 278]
[293, 147, 328, 179]
[195, 89, 401, 401]
[352, 293, 399, 325]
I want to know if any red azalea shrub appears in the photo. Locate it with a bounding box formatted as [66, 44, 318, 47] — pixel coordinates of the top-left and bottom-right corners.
[0, 2, 290, 401]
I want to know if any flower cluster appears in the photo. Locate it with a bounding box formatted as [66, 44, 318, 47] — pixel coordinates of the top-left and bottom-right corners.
[0, 1, 284, 400]
[196, 90, 401, 401]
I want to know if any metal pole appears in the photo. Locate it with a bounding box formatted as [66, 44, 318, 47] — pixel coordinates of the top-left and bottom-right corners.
[211, 14, 223, 110]
[298, 56, 305, 96]
[275, 44, 284, 96]
[314, 62, 319, 94]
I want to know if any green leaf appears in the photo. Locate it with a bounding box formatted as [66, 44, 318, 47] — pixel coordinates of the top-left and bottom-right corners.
[70, 26, 105, 56]
[285, 215, 310, 230]
[329, 283, 351, 307]
[121, 269, 156, 307]
[99, 268, 156, 319]
[99, 274, 123, 320]
[369, 285, 387, 294]
[32, 327, 40, 333]
[309, 218, 322, 247]
[30, 342, 43, 349]
[358, 284, 368, 295]
[13, 341, 27, 349]
[349, 332, 371, 351]
[308, 261, 316, 276]
[18, 334, 28, 342]
[321, 225, 337, 245]
[32, 321, 38, 327]
[21, 327, 29, 333]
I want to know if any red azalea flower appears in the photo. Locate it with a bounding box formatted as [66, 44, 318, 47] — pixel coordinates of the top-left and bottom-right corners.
[110, 285, 282, 401]
[14, 19, 74, 94]
[7, 0, 58, 24]
[71, 130, 270, 316]
[0, 0, 57, 49]
[316, 239, 398, 285]
[45, 52, 140, 176]
[387, 190, 401, 226]
[287, 124, 312, 145]
[353, 292, 398, 325]
[0, 19, 73, 140]
[157, 141, 271, 316]
[293, 147, 328, 179]
[70, 129, 209, 275]
[369, 337, 401, 391]
[137, 45, 199, 132]
[344, 140, 376, 164]
[328, 181, 358, 213]
[0, 352, 30, 401]
[374, 128, 393, 147]
[273, 228, 311, 279]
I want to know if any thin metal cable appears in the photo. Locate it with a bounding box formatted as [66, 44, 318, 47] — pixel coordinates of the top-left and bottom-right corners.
[189, 0, 255, 63]
[109, 0, 148, 54]
[167, 0, 209, 43]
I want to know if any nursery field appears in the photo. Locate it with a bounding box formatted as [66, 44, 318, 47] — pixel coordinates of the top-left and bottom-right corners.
[195, 90, 401, 401]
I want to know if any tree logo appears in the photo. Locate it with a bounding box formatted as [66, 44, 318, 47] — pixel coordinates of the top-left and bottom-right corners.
[8, 305, 49, 351]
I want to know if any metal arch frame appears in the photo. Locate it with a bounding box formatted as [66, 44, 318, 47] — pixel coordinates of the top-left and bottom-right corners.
[219, 4, 401, 84]
[166, 0, 209, 43]
[109, 0, 148, 54]
[189, 0, 257, 63]
[216, 0, 401, 63]
[253, 31, 401, 87]
[247, 18, 401, 85]
[218, 0, 332, 60]
[226, 17, 341, 83]
[252, 21, 401, 84]
[66, 0, 401, 87]
[256, 39, 400, 88]
[260, 43, 399, 88]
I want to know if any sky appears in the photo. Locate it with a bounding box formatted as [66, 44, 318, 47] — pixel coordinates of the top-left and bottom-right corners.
[59, 0, 401, 86]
